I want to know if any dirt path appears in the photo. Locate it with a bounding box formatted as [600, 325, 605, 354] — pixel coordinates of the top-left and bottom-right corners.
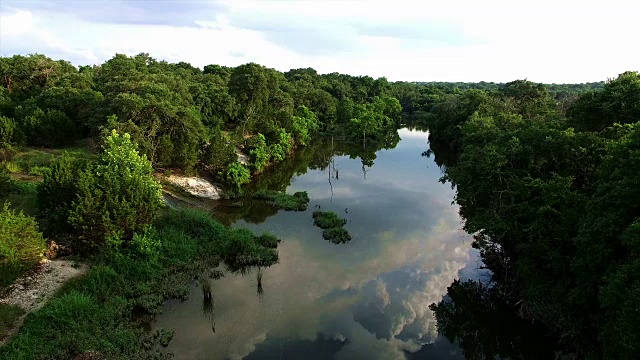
[0, 259, 88, 345]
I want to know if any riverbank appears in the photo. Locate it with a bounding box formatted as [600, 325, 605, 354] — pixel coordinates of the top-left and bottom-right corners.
[0, 259, 87, 345]
[0, 208, 280, 359]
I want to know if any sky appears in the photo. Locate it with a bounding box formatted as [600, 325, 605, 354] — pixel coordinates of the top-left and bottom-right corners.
[0, 0, 638, 83]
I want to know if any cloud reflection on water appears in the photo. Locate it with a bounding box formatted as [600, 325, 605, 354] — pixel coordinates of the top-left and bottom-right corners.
[152, 129, 472, 359]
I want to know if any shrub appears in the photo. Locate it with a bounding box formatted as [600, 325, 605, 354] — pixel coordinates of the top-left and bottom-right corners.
[3, 161, 21, 174]
[0, 115, 16, 161]
[38, 153, 82, 236]
[27, 165, 50, 176]
[256, 233, 281, 248]
[67, 131, 164, 252]
[0, 169, 14, 195]
[202, 130, 236, 175]
[312, 211, 347, 229]
[39, 131, 163, 253]
[129, 226, 161, 260]
[292, 106, 319, 146]
[322, 227, 352, 244]
[226, 161, 250, 190]
[254, 190, 309, 211]
[0, 203, 46, 287]
[249, 133, 270, 172]
[11, 181, 38, 195]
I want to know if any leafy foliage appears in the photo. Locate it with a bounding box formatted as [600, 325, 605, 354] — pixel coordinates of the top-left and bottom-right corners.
[424, 74, 640, 359]
[226, 161, 250, 191]
[312, 211, 347, 229]
[254, 190, 309, 211]
[38, 131, 163, 253]
[0, 202, 46, 287]
[321, 227, 352, 244]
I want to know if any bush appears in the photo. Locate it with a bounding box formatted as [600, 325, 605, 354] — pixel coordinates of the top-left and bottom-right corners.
[254, 190, 309, 211]
[249, 133, 270, 172]
[322, 227, 352, 244]
[202, 130, 236, 175]
[292, 106, 320, 146]
[67, 131, 164, 252]
[11, 181, 38, 195]
[27, 165, 50, 176]
[0, 203, 46, 287]
[256, 233, 281, 248]
[128, 226, 161, 260]
[38, 154, 82, 236]
[312, 211, 347, 229]
[39, 131, 163, 253]
[226, 161, 250, 190]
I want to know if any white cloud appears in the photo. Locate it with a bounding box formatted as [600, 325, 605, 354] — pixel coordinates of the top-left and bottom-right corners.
[1, 0, 639, 82]
[0, 10, 33, 37]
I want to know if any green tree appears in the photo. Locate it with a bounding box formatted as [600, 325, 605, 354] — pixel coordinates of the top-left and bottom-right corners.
[41, 131, 164, 252]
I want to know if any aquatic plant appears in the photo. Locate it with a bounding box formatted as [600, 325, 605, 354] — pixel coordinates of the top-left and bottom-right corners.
[254, 190, 309, 211]
[322, 227, 352, 244]
[312, 211, 347, 229]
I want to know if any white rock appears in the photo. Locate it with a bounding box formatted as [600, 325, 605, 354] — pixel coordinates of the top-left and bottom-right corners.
[166, 175, 223, 200]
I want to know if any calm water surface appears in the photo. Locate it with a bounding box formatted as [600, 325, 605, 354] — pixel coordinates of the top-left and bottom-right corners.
[153, 129, 479, 360]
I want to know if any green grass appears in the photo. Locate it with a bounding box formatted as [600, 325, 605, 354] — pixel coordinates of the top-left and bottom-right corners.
[0, 304, 25, 339]
[0, 171, 39, 216]
[254, 190, 309, 211]
[7, 146, 97, 176]
[0, 208, 280, 360]
[312, 211, 347, 229]
[322, 227, 352, 244]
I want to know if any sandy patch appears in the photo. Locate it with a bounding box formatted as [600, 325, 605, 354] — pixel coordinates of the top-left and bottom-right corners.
[0, 259, 88, 345]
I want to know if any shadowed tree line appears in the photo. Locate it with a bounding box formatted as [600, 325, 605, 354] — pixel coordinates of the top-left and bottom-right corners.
[412, 72, 640, 360]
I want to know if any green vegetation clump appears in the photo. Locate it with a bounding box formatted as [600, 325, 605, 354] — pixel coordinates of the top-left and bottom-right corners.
[312, 211, 351, 244]
[39, 130, 163, 253]
[0, 203, 46, 287]
[256, 233, 281, 248]
[0, 303, 25, 339]
[226, 161, 250, 191]
[254, 190, 309, 211]
[0, 208, 280, 359]
[322, 228, 352, 244]
[0, 171, 38, 216]
[312, 211, 347, 229]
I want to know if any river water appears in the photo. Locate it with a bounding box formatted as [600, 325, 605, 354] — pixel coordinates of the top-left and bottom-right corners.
[153, 128, 480, 360]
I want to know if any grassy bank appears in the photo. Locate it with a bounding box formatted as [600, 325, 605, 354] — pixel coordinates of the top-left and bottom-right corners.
[0, 208, 279, 359]
[4, 146, 97, 177]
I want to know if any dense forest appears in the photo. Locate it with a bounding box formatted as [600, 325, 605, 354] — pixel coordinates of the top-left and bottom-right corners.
[0, 53, 402, 190]
[419, 72, 640, 360]
[0, 53, 637, 359]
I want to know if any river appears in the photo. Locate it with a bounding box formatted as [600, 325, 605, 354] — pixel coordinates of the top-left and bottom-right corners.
[152, 128, 481, 360]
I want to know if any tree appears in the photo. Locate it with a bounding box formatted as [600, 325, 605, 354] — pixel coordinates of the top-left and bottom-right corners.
[228, 63, 270, 135]
[568, 71, 640, 132]
[40, 130, 164, 253]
